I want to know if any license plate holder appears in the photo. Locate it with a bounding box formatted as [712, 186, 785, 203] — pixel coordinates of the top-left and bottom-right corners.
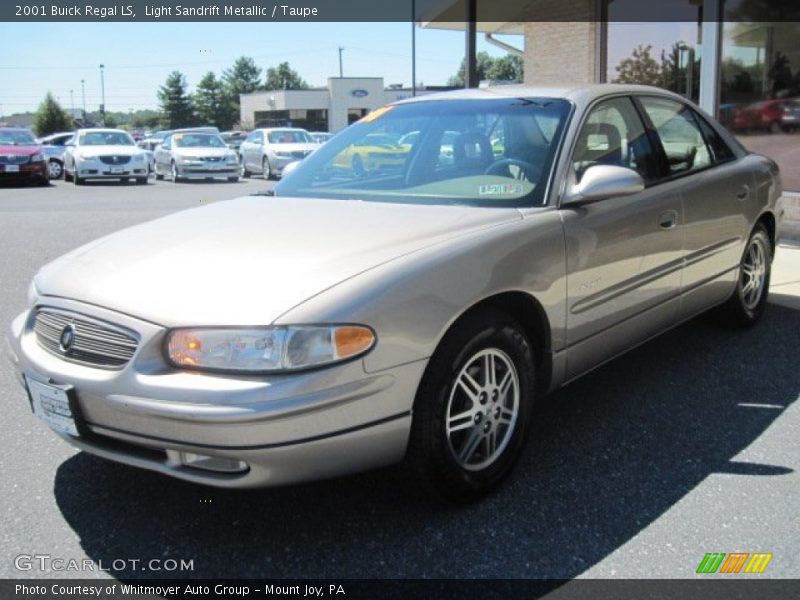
[25, 377, 81, 437]
[109, 166, 124, 174]
[3, 165, 20, 173]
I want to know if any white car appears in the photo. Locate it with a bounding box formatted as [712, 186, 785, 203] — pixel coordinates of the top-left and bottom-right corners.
[64, 129, 149, 185]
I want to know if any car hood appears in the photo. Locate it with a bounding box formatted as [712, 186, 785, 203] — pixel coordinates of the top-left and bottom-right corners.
[271, 143, 317, 153]
[172, 148, 234, 158]
[35, 196, 521, 326]
[0, 144, 41, 155]
[76, 145, 142, 157]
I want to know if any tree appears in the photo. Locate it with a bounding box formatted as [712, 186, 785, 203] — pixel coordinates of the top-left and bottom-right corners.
[104, 113, 118, 128]
[264, 62, 309, 90]
[613, 44, 662, 86]
[33, 93, 72, 136]
[193, 71, 235, 129]
[157, 71, 194, 128]
[222, 56, 263, 96]
[487, 55, 524, 82]
[448, 51, 497, 86]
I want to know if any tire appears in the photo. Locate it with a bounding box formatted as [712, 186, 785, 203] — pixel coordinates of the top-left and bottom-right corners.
[155, 172, 164, 181]
[136, 177, 148, 185]
[406, 308, 536, 501]
[262, 157, 271, 180]
[240, 157, 250, 178]
[227, 176, 239, 183]
[720, 223, 772, 327]
[171, 161, 181, 183]
[47, 160, 63, 179]
[64, 168, 73, 182]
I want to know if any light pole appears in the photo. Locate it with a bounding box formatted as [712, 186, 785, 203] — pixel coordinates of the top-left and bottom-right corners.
[69, 89, 75, 118]
[338, 46, 344, 78]
[81, 79, 86, 118]
[99, 64, 106, 126]
[411, 0, 416, 96]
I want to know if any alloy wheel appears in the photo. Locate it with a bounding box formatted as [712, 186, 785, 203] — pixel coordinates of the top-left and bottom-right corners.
[741, 235, 767, 310]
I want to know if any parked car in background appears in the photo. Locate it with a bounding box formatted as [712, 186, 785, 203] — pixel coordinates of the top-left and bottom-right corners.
[238, 127, 317, 179]
[64, 128, 149, 185]
[38, 131, 74, 179]
[309, 132, 334, 145]
[6, 85, 780, 499]
[332, 132, 410, 175]
[154, 131, 239, 182]
[220, 130, 248, 154]
[732, 98, 800, 133]
[0, 128, 49, 185]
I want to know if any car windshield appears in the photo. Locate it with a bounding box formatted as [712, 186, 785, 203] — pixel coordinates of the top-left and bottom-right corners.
[268, 130, 313, 144]
[274, 98, 571, 207]
[173, 133, 227, 148]
[79, 131, 134, 146]
[0, 130, 36, 145]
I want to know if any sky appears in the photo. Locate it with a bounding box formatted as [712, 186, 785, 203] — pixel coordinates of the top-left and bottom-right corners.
[0, 22, 517, 116]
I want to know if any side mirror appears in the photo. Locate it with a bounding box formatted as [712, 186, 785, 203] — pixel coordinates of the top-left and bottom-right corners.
[562, 165, 645, 205]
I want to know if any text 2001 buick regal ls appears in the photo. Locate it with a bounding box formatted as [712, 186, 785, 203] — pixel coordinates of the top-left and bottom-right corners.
[7, 85, 780, 500]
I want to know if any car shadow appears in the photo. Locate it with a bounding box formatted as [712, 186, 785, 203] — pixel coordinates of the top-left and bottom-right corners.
[53, 304, 800, 579]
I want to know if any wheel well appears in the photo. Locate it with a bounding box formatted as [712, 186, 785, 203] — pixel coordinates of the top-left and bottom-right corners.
[757, 211, 777, 254]
[455, 291, 552, 392]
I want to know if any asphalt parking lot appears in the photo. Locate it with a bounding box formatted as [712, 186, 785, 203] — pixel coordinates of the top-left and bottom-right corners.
[0, 179, 798, 580]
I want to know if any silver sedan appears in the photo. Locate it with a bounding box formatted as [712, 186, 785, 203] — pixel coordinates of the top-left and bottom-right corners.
[7, 84, 780, 500]
[153, 132, 240, 182]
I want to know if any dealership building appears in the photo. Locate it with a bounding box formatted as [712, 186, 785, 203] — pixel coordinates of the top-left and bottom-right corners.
[239, 77, 451, 133]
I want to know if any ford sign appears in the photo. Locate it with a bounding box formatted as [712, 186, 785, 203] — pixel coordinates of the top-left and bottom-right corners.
[350, 89, 369, 98]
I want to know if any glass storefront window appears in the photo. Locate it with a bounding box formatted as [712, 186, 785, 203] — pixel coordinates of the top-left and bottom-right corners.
[720, 15, 800, 191]
[605, 0, 703, 103]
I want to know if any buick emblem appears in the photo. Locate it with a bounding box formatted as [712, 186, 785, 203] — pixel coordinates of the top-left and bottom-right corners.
[59, 324, 76, 352]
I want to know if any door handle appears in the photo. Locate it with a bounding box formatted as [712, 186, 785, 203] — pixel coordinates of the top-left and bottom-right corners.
[735, 185, 749, 200]
[659, 210, 678, 230]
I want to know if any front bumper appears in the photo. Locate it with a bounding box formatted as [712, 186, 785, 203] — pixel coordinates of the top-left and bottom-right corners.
[0, 161, 48, 182]
[175, 164, 239, 179]
[76, 161, 147, 179]
[7, 298, 423, 488]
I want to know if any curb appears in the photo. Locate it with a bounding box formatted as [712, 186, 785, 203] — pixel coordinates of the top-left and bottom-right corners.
[778, 193, 800, 242]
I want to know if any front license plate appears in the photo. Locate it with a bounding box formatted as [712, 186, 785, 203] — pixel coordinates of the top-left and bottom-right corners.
[109, 167, 124, 174]
[26, 377, 79, 437]
[4, 165, 20, 173]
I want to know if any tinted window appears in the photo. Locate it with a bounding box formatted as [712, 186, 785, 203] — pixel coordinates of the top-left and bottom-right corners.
[572, 96, 658, 183]
[639, 97, 712, 176]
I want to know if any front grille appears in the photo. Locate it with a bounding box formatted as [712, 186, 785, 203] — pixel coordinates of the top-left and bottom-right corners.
[98, 155, 131, 165]
[34, 308, 139, 369]
[0, 155, 30, 165]
[204, 156, 224, 162]
[290, 150, 311, 159]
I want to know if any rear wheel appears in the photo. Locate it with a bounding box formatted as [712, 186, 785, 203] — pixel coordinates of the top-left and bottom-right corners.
[136, 177, 148, 185]
[720, 223, 771, 326]
[406, 308, 536, 501]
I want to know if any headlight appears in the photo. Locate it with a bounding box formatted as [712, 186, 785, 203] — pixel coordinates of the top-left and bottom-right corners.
[165, 325, 375, 373]
[225, 154, 238, 163]
[78, 154, 97, 161]
[131, 154, 145, 162]
[29, 153, 44, 162]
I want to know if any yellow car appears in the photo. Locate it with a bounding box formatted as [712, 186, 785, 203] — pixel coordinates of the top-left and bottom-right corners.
[333, 133, 410, 175]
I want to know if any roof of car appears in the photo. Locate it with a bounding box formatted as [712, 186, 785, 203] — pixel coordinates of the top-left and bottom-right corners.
[76, 128, 130, 134]
[394, 83, 688, 108]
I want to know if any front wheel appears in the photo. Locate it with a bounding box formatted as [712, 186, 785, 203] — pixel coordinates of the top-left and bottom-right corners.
[171, 161, 181, 183]
[406, 308, 536, 501]
[720, 223, 772, 326]
[47, 160, 63, 179]
[262, 157, 271, 180]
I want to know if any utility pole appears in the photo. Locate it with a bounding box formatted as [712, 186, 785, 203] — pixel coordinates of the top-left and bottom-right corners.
[99, 64, 106, 126]
[81, 79, 86, 118]
[338, 46, 344, 78]
[69, 89, 75, 117]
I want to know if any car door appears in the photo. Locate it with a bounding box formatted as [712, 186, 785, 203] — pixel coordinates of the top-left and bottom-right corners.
[243, 130, 262, 171]
[155, 135, 172, 174]
[636, 96, 753, 317]
[560, 95, 684, 380]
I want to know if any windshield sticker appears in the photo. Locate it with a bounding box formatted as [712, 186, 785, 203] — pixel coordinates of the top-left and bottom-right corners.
[479, 183, 525, 196]
[359, 105, 394, 124]
[173, 133, 184, 141]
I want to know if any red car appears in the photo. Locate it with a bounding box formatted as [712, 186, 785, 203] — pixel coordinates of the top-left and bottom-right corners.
[0, 128, 49, 185]
[732, 98, 800, 133]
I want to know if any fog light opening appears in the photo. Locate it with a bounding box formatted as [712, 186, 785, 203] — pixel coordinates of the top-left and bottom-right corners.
[179, 452, 248, 474]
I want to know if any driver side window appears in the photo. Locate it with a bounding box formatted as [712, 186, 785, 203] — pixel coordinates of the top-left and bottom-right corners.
[573, 97, 657, 183]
